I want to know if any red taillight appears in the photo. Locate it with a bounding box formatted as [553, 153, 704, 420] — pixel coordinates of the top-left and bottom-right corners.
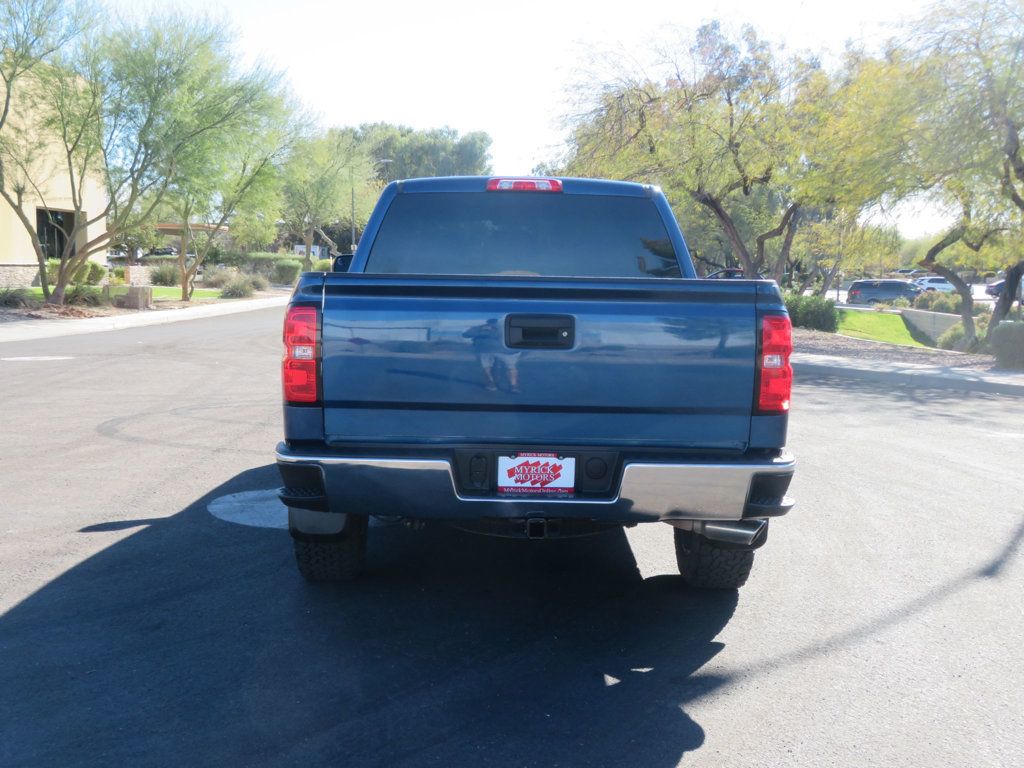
[757, 315, 792, 413]
[283, 306, 319, 403]
[486, 177, 563, 192]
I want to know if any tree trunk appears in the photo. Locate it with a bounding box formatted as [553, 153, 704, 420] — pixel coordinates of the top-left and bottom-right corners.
[691, 191, 756, 274]
[180, 214, 191, 302]
[772, 208, 800, 285]
[799, 263, 819, 295]
[33, 244, 51, 302]
[303, 230, 314, 271]
[754, 203, 798, 280]
[47, 253, 72, 305]
[918, 226, 972, 344]
[818, 261, 842, 296]
[924, 262, 976, 347]
[987, 261, 1024, 341]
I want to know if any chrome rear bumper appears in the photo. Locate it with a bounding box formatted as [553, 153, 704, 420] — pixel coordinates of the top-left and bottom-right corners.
[276, 444, 794, 523]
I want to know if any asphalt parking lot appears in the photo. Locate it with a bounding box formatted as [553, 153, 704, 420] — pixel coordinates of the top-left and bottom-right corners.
[1, 308, 1022, 767]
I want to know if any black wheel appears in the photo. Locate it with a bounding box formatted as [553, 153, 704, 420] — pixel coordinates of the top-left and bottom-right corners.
[673, 528, 756, 589]
[293, 515, 368, 582]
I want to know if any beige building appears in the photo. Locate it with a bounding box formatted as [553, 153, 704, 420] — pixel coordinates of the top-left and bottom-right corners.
[0, 94, 109, 288]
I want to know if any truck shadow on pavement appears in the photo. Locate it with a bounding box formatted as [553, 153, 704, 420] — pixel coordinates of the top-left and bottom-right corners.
[0, 465, 738, 768]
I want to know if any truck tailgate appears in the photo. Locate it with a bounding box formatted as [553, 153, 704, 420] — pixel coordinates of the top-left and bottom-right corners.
[320, 276, 758, 450]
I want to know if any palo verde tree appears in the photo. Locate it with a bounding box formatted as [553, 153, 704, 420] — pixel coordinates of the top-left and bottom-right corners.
[161, 53, 293, 300]
[280, 129, 374, 270]
[560, 23, 913, 280]
[0, 0, 86, 301]
[0, 10, 295, 304]
[903, 0, 1024, 338]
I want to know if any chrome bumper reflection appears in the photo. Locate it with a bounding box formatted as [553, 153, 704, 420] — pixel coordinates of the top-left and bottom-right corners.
[276, 446, 794, 522]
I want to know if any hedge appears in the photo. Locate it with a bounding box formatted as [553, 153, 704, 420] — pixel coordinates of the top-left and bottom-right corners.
[273, 259, 302, 284]
[990, 322, 1024, 369]
[912, 291, 991, 316]
[44, 258, 107, 285]
[937, 315, 990, 350]
[784, 294, 839, 332]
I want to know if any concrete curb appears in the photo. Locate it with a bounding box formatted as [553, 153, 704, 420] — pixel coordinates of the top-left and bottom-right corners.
[0, 295, 289, 344]
[793, 354, 1024, 397]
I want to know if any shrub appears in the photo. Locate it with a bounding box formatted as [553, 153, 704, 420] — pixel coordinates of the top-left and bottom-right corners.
[889, 297, 912, 308]
[248, 273, 269, 291]
[113, 266, 125, 280]
[990, 322, 1024, 369]
[937, 315, 990, 350]
[149, 262, 179, 286]
[64, 285, 105, 306]
[912, 291, 991, 316]
[201, 266, 235, 288]
[312, 258, 333, 272]
[784, 294, 839, 332]
[82, 261, 106, 285]
[44, 258, 61, 284]
[220, 275, 254, 298]
[272, 259, 302, 285]
[0, 287, 33, 307]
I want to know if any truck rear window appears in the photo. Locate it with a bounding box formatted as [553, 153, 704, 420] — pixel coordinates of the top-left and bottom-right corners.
[365, 192, 681, 278]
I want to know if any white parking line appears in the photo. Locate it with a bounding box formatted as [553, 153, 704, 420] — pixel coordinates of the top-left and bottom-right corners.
[1, 356, 75, 361]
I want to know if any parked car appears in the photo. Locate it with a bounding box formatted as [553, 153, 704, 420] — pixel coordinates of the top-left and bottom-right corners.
[985, 278, 1023, 299]
[847, 279, 923, 304]
[913, 276, 956, 293]
[147, 246, 178, 257]
[276, 176, 796, 590]
[893, 268, 925, 277]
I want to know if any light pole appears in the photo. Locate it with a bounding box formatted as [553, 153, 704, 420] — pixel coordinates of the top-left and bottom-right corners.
[350, 165, 356, 252]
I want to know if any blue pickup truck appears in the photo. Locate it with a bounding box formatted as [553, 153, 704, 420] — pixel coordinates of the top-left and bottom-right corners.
[277, 176, 795, 589]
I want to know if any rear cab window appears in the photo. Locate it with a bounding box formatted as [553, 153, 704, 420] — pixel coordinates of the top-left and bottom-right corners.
[365, 192, 681, 278]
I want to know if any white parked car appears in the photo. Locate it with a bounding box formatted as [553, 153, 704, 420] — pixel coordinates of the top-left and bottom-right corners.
[914, 276, 956, 293]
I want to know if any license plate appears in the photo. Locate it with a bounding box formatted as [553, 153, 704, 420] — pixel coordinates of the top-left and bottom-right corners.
[497, 453, 576, 496]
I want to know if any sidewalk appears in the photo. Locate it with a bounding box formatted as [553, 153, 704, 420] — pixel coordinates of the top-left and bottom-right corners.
[793, 352, 1024, 397]
[0, 295, 288, 344]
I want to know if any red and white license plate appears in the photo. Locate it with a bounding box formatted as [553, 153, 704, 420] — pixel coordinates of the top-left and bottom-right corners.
[497, 452, 576, 496]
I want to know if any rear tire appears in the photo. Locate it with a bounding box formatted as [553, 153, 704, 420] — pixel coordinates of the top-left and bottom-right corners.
[293, 515, 368, 582]
[673, 528, 755, 589]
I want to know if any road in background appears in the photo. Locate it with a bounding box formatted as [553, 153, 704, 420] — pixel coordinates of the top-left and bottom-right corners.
[1, 308, 1021, 767]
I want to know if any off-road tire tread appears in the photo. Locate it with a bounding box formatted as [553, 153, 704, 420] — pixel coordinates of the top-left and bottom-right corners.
[293, 516, 367, 582]
[674, 528, 755, 589]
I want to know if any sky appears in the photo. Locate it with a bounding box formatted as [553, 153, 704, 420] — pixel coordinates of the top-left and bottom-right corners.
[110, 0, 946, 236]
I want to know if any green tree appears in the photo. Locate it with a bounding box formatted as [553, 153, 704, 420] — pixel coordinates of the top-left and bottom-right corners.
[560, 24, 910, 280]
[0, 0, 86, 301]
[907, 0, 1024, 338]
[357, 123, 492, 181]
[162, 59, 292, 300]
[0, 9, 291, 304]
[281, 129, 374, 269]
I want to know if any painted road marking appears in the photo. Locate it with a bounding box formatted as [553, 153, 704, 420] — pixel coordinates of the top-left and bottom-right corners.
[208, 490, 390, 530]
[208, 490, 288, 529]
[1, 356, 75, 361]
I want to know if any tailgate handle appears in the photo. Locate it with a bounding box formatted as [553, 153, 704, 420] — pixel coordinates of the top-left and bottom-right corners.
[506, 314, 574, 349]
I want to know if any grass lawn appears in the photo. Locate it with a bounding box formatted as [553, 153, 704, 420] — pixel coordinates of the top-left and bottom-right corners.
[838, 308, 928, 347]
[150, 286, 220, 300]
[24, 285, 223, 302]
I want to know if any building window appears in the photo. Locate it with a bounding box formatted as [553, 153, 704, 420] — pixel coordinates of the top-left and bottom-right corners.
[36, 209, 76, 260]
